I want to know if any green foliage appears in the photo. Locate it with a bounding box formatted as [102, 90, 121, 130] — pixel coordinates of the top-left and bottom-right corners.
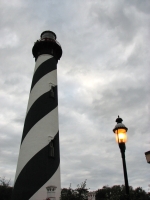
[0, 176, 149, 200]
[61, 180, 89, 200]
[95, 185, 150, 200]
[130, 187, 150, 200]
[0, 177, 13, 200]
[61, 182, 150, 200]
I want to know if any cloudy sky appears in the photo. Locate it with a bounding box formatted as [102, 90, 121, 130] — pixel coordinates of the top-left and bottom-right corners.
[0, 0, 150, 192]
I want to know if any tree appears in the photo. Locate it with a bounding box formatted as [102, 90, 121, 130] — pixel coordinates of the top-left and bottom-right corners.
[0, 177, 13, 200]
[95, 185, 150, 200]
[130, 187, 150, 200]
[75, 181, 89, 200]
[95, 185, 126, 200]
[61, 180, 89, 200]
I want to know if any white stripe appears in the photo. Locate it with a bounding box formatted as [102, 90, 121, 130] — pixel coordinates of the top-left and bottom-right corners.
[29, 166, 61, 200]
[34, 54, 53, 73]
[15, 107, 59, 182]
[27, 70, 57, 114]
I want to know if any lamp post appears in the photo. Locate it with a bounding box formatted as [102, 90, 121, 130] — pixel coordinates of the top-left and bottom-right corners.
[145, 151, 150, 164]
[113, 116, 130, 198]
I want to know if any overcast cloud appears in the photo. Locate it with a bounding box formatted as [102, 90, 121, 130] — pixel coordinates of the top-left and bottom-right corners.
[0, 0, 150, 192]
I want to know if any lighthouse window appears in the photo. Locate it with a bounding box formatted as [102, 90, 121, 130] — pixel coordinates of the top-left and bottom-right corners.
[49, 140, 54, 157]
[49, 85, 55, 98]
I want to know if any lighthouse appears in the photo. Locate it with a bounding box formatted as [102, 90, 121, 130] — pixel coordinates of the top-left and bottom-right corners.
[12, 31, 62, 200]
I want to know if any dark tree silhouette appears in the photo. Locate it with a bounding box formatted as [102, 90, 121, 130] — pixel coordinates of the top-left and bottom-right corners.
[0, 177, 13, 200]
[95, 185, 150, 200]
[61, 180, 89, 200]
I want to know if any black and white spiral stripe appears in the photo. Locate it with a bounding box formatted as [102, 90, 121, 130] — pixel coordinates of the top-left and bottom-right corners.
[12, 55, 60, 200]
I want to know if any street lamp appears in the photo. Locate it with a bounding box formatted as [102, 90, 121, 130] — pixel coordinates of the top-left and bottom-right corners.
[145, 151, 150, 163]
[113, 116, 130, 198]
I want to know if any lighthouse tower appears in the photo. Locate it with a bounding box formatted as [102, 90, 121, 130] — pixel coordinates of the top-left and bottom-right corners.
[12, 31, 62, 200]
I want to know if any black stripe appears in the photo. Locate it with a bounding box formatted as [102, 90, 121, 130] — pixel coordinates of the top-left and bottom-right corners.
[21, 86, 58, 144]
[12, 132, 60, 200]
[31, 57, 57, 91]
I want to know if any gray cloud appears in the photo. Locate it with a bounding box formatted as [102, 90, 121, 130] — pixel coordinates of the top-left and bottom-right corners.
[0, 0, 149, 192]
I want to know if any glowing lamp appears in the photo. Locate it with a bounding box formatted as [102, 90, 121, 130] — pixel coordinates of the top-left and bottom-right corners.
[112, 116, 130, 197]
[113, 116, 128, 144]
